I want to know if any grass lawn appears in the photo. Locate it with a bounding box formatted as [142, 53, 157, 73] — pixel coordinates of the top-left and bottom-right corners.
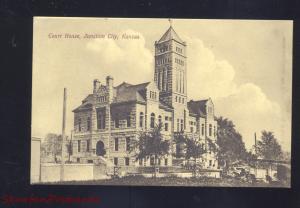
[44, 176, 290, 187]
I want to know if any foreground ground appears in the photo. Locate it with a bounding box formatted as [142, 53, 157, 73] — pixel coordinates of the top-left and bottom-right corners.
[46, 176, 290, 187]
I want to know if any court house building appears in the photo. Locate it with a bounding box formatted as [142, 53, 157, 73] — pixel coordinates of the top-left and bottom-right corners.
[72, 26, 218, 170]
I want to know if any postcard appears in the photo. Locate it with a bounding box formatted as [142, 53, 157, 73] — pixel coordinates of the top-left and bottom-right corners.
[31, 17, 292, 187]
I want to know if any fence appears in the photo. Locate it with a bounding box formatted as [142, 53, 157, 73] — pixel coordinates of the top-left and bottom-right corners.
[40, 163, 94, 182]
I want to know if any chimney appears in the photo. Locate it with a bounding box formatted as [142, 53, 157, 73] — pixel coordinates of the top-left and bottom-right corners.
[93, 79, 100, 94]
[106, 75, 114, 102]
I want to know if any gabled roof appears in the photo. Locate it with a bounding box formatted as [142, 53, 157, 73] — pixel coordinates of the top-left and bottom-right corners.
[113, 82, 150, 104]
[157, 26, 184, 44]
[82, 94, 94, 104]
[187, 99, 208, 117]
[73, 101, 93, 112]
[96, 85, 107, 93]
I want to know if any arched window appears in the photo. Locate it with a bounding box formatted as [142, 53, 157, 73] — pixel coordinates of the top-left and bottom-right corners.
[78, 118, 81, 132]
[87, 117, 91, 131]
[158, 115, 162, 126]
[139, 112, 144, 128]
[201, 124, 204, 136]
[209, 124, 212, 136]
[150, 113, 155, 128]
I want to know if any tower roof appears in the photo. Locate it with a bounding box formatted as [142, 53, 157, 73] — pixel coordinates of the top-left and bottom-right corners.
[157, 26, 184, 44]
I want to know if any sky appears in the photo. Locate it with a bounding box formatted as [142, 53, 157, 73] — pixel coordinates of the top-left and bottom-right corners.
[32, 17, 292, 151]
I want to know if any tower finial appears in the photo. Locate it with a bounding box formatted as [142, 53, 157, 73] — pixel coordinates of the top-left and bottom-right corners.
[168, 18, 172, 27]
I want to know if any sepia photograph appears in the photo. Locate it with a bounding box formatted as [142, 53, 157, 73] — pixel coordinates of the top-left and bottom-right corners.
[31, 17, 292, 187]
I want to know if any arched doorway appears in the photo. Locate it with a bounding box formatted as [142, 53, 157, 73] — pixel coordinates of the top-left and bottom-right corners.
[96, 141, 106, 156]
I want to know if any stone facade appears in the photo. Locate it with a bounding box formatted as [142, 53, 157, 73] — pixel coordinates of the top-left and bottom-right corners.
[72, 26, 218, 170]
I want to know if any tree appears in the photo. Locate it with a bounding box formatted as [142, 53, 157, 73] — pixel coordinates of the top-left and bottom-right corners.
[174, 133, 206, 161]
[216, 117, 248, 169]
[42, 133, 62, 162]
[131, 124, 170, 176]
[256, 130, 283, 160]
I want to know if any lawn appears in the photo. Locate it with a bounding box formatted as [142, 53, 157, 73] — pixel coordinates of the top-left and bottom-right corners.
[45, 175, 290, 187]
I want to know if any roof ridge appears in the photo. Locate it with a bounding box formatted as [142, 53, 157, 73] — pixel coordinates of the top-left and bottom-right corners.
[189, 99, 208, 103]
[126, 82, 150, 88]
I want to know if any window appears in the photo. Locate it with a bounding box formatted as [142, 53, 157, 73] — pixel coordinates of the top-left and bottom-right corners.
[114, 157, 118, 166]
[139, 112, 144, 128]
[87, 117, 91, 131]
[165, 122, 169, 131]
[78, 118, 81, 132]
[180, 119, 184, 132]
[150, 157, 155, 166]
[139, 158, 143, 166]
[177, 119, 180, 132]
[97, 108, 106, 129]
[214, 126, 216, 136]
[175, 96, 177, 102]
[158, 115, 162, 125]
[114, 138, 119, 151]
[201, 124, 204, 136]
[190, 127, 193, 133]
[125, 157, 130, 166]
[150, 113, 155, 128]
[179, 97, 181, 103]
[97, 96, 107, 102]
[127, 114, 131, 127]
[77, 140, 81, 152]
[176, 47, 183, 53]
[86, 139, 90, 152]
[209, 160, 212, 166]
[150, 91, 157, 100]
[126, 137, 130, 151]
[158, 159, 161, 166]
[115, 115, 119, 128]
[209, 124, 212, 136]
[182, 98, 184, 104]
[164, 158, 168, 166]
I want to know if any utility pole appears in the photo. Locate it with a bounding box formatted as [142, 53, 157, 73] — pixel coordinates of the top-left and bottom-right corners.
[60, 88, 67, 181]
[254, 132, 257, 177]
